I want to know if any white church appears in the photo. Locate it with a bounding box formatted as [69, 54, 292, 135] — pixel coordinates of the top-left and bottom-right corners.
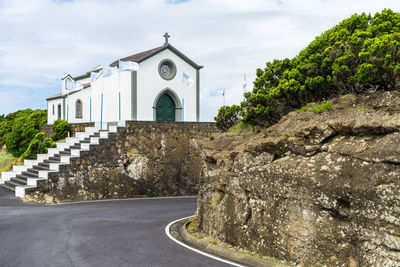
[47, 33, 202, 127]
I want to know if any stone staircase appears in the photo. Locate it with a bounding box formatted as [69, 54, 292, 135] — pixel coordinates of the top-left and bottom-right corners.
[0, 122, 124, 198]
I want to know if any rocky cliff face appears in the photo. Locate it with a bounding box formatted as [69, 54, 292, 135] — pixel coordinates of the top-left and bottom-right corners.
[197, 91, 400, 266]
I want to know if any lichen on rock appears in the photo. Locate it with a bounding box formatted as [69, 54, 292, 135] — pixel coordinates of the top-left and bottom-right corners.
[197, 91, 400, 266]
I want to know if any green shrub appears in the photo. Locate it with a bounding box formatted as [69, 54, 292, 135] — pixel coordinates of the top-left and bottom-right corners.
[219, 9, 400, 127]
[296, 101, 333, 114]
[214, 105, 242, 131]
[22, 132, 56, 160]
[44, 138, 57, 149]
[5, 109, 47, 157]
[51, 120, 70, 141]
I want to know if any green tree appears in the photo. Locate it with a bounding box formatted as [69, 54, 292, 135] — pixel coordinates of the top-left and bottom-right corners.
[5, 109, 47, 157]
[218, 9, 400, 127]
[214, 105, 242, 131]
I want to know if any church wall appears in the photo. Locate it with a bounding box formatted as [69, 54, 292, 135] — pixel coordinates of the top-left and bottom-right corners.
[137, 49, 198, 121]
[47, 98, 64, 124]
[65, 88, 91, 124]
[48, 47, 200, 125]
[78, 67, 132, 124]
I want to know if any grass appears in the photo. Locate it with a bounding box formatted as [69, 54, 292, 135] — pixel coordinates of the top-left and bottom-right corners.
[209, 241, 217, 245]
[0, 147, 23, 173]
[229, 122, 258, 134]
[296, 101, 333, 114]
[186, 217, 200, 233]
[0, 149, 16, 169]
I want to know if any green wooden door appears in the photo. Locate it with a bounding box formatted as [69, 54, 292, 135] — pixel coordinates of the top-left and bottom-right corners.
[156, 94, 175, 122]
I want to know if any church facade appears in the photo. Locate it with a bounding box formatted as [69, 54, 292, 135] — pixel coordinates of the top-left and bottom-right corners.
[46, 34, 202, 126]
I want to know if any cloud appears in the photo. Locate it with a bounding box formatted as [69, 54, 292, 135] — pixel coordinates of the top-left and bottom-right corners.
[166, 0, 188, 4]
[0, 0, 399, 120]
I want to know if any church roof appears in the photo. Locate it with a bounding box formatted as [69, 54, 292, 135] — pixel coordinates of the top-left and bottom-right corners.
[72, 41, 203, 81]
[47, 83, 91, 100]
[47, 92, 64, 101]
[110, 47, 162, 66]
[110, 43, 203, 70]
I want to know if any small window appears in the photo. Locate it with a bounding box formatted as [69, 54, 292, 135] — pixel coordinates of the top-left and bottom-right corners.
[57, 104, 61, 120]
[76, 99, 82, 119]
[52, 105, 55, 115]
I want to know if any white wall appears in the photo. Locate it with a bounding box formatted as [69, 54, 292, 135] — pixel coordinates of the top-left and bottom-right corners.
[137, 49, 198, 121]
[48, 47, 199, 124]
[47, 98, 64, 124]
[64, 88, 91, 124]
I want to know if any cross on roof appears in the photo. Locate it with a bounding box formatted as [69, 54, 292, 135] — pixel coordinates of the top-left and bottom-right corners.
[164, 32, 170, 45]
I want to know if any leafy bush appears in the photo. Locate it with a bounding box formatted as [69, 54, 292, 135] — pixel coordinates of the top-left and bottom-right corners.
[218, 9, 400, 127]
[44, 138, 57, 149]
[5, 109, 47, 157]
[214, 105, 242, 131]
[22, 132, 56, 160]
[51, 120, 70, 141]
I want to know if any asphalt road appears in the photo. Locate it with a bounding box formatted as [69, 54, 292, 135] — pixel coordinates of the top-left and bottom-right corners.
[0, 188, 231, 267]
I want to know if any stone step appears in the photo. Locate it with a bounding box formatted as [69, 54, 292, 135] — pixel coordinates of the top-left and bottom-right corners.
[15, 174, 30, 181]
[5, 180, 23, 188]
[43, 159, 60, 164]
[21, 171, 38, 178]
[48, 156, 60, 162]
[0, 124, 119, 198]
[0, 183, 15, 191]
[10, 177, 27, 185]
[33, 165, 50, 171]
[27, 168, 39, 175]
[39, 162, 50, 168]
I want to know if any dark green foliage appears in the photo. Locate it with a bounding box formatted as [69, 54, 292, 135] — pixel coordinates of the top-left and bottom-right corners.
[22, 132, 56, 160]
[214, 105, 242, 131]
[51, 120, 70, 141]
[4, 109, 47, 157]
[227, 9, 400, 127]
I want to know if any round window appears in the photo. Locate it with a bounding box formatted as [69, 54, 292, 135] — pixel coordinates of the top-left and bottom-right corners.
[158, 59, 177, 80]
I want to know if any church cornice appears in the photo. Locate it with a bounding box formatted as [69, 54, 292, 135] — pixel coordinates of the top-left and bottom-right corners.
[137, 44, 203, 70]
[110, 43, 203, 70]
[46, 93, 65, 101]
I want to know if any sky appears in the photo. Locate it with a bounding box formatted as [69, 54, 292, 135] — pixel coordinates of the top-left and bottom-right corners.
[0, 0, 399, 121]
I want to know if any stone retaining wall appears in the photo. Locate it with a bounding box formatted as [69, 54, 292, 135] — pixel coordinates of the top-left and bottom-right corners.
[40, 122, 95, 139]
[37, 121, 218, 201]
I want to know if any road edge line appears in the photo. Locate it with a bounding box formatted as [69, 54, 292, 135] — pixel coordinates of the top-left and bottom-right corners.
[165, 216, 244, 267]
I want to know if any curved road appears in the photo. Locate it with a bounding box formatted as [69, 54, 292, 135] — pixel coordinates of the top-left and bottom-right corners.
[0, 188, 231, 267]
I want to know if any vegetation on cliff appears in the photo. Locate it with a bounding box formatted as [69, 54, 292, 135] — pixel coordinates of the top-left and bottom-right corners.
[216, 9, 400, 129]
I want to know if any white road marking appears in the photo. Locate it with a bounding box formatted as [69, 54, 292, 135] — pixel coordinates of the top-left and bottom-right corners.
[165, 216, 245, 267]
[45, 195, 196, 206]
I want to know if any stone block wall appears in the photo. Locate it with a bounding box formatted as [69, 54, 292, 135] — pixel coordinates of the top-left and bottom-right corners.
[36, 121, 218, 201]
[39, 122, 95, 139]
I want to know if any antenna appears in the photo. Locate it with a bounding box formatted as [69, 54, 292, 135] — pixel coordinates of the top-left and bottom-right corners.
[222, 88, 225, 107]
[243, 73, 247, 101]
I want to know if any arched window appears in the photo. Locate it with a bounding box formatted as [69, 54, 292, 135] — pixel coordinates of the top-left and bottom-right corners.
[76, 99, 82, 118]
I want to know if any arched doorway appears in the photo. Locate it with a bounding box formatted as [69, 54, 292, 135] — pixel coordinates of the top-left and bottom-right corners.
[156, 93, 175, 121]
